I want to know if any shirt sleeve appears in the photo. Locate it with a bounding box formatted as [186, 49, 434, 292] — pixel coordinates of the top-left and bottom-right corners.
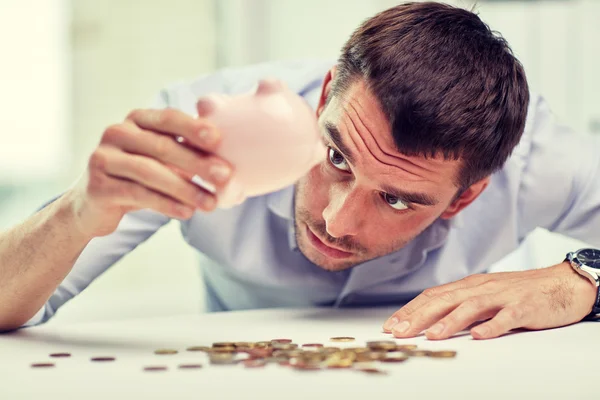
[517, 95, 600, 247]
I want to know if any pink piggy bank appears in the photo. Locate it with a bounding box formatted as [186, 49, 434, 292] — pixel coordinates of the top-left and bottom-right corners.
[195, 79, 326, 208]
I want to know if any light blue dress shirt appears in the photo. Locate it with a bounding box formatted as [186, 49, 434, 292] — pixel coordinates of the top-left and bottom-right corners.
[24, 60, 600, 326]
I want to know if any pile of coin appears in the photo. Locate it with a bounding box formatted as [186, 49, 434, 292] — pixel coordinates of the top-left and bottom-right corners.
[177, 338, 457, 375]
[31, 338, 457, 374]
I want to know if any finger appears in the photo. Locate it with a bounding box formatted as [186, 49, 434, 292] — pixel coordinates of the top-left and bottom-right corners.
[383, 274, 498, 333]
[470, 305, 527, 340]
[97, 146, 216, 212]
[102, 122, 233, 190]
[424, 295, 500, 340]
[93, 173, 196, 220]
[390, 287, 485, 338]
[125, 108, 221, 152]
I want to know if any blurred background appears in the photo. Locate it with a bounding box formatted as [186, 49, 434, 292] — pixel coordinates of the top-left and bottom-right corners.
[0, 0, 597, 325]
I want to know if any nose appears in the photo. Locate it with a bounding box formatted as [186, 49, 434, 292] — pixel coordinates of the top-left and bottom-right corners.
[322, 187, 365, 238]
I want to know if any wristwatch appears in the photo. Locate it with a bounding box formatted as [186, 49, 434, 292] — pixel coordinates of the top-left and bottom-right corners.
[565, 248, 600, 316]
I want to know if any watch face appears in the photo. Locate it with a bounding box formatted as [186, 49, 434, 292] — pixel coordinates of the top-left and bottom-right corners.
[577, 249, 600, 269]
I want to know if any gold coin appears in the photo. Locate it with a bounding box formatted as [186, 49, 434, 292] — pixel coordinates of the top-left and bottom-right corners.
[31, 362, 55, 368]
[49, 353, 71, 358]
[255, 341, 272, 348]
[366, 341, 397, 351]
[396, 344, 418, 351]
[154, 349, 178, 355]
[186, 346, 211, 352]
[355, 351, 387, 362]
[212, 342, 235, 348]
[209, 353, 236, 365]
[302, 343, 324, 348]
[272, 343, 298, 351]
[429, 350, 457, 358]
[210, 346, 236, 353]
[406, 350, 432, 357]
[380, 353, 409, 363]
[233, 342, 255, 349]
[344, 347, 369, 353]
[330, 337, 355, 342]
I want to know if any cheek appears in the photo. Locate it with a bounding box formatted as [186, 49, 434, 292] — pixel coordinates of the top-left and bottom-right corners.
[299, 164, 331, 211]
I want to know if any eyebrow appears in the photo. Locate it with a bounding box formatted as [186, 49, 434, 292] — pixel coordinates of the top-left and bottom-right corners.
[324, 121, 356, 164]
[381, 184, 439, 206]
[323, 121, 439, 207]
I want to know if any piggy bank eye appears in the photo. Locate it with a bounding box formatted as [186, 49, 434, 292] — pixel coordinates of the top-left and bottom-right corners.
[328, 147, 350, 171]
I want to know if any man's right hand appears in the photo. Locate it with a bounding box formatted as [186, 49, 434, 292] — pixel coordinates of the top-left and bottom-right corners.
[68, 107, 233, 237]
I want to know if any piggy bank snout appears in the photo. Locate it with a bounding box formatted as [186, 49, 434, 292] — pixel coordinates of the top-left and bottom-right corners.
[196, 94, 226, 117]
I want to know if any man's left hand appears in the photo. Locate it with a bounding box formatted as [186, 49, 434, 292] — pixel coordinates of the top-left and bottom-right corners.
[383, 261, 597, 340]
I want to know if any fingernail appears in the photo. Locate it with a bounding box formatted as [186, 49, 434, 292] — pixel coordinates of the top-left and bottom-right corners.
[472, 326, 489, 337]
[198, 128, 216, 143]
[392, 320, 410, 334]
[196, 192, 215, 209]
[383, 317, 398, 331]
[210, 164, 231, 183]
[427, 323, 444, 336]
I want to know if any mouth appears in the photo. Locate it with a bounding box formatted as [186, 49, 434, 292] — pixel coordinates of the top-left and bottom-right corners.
[305, 224, 353, 259]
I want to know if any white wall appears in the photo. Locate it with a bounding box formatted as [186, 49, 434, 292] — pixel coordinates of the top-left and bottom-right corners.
[45, 0, 219, 324]
[0, 0, 70, 183]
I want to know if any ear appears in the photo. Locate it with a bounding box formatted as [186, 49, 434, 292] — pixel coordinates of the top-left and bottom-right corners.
[316, 66, 336, 117]
[440, 177, 490, 219]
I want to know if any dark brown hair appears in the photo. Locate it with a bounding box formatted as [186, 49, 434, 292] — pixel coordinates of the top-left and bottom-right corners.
[332, 2, 529, 189]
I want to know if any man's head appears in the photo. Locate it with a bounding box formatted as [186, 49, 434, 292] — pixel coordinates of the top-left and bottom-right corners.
[294, 1, 529, 271]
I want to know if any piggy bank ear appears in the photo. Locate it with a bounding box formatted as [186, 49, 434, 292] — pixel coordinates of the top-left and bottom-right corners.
[196, 95, 223, 117]
[256, 78, 285, 95]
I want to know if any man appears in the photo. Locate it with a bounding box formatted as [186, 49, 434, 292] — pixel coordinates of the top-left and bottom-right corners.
[1, 2, 599, 340]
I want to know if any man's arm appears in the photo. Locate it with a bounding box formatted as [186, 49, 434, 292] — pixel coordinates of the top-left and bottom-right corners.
[0, 191, 95, 330]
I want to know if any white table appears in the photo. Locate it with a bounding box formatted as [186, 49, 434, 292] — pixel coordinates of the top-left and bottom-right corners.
[0, 306, 597, 400]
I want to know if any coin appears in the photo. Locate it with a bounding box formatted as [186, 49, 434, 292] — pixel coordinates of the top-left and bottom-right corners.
[186, 346, 211, 352]
[429, 350, 457, 358]
[210, 346, 236, 353]
[233, 342, 255, 349]
[366, 341, 397, 351]
[212, 342, 235, 348]
[302, 343, 324, 348]
[406, 350, 432, 357]
[90, 357, 115, 362]
[49, 353, 71, 358]
[396, 344, 418, 351]
[31, 363, 54, 368]
[154, 349, 178, 355]
[246, 348, 273, 358]
[144, 366, 167, 372]
[209, 353, 236, 365]
[271, 339, 292, 344]
[380, 354, 409, 363]
[271, 343, 298, 351]
[255, 341, 272, 348]
[178, 364, 203, 369]
[330, 337, 355, 342]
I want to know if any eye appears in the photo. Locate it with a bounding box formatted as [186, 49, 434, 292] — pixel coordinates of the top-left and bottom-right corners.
[381, 192, 409, 211]
[327, 147, 350, 171]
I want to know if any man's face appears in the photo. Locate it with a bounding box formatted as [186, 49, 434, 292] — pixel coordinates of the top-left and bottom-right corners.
[294, 79, 467, 272]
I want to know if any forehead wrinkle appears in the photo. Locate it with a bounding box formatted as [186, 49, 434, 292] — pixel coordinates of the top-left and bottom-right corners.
[345, 101, 431, 178]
